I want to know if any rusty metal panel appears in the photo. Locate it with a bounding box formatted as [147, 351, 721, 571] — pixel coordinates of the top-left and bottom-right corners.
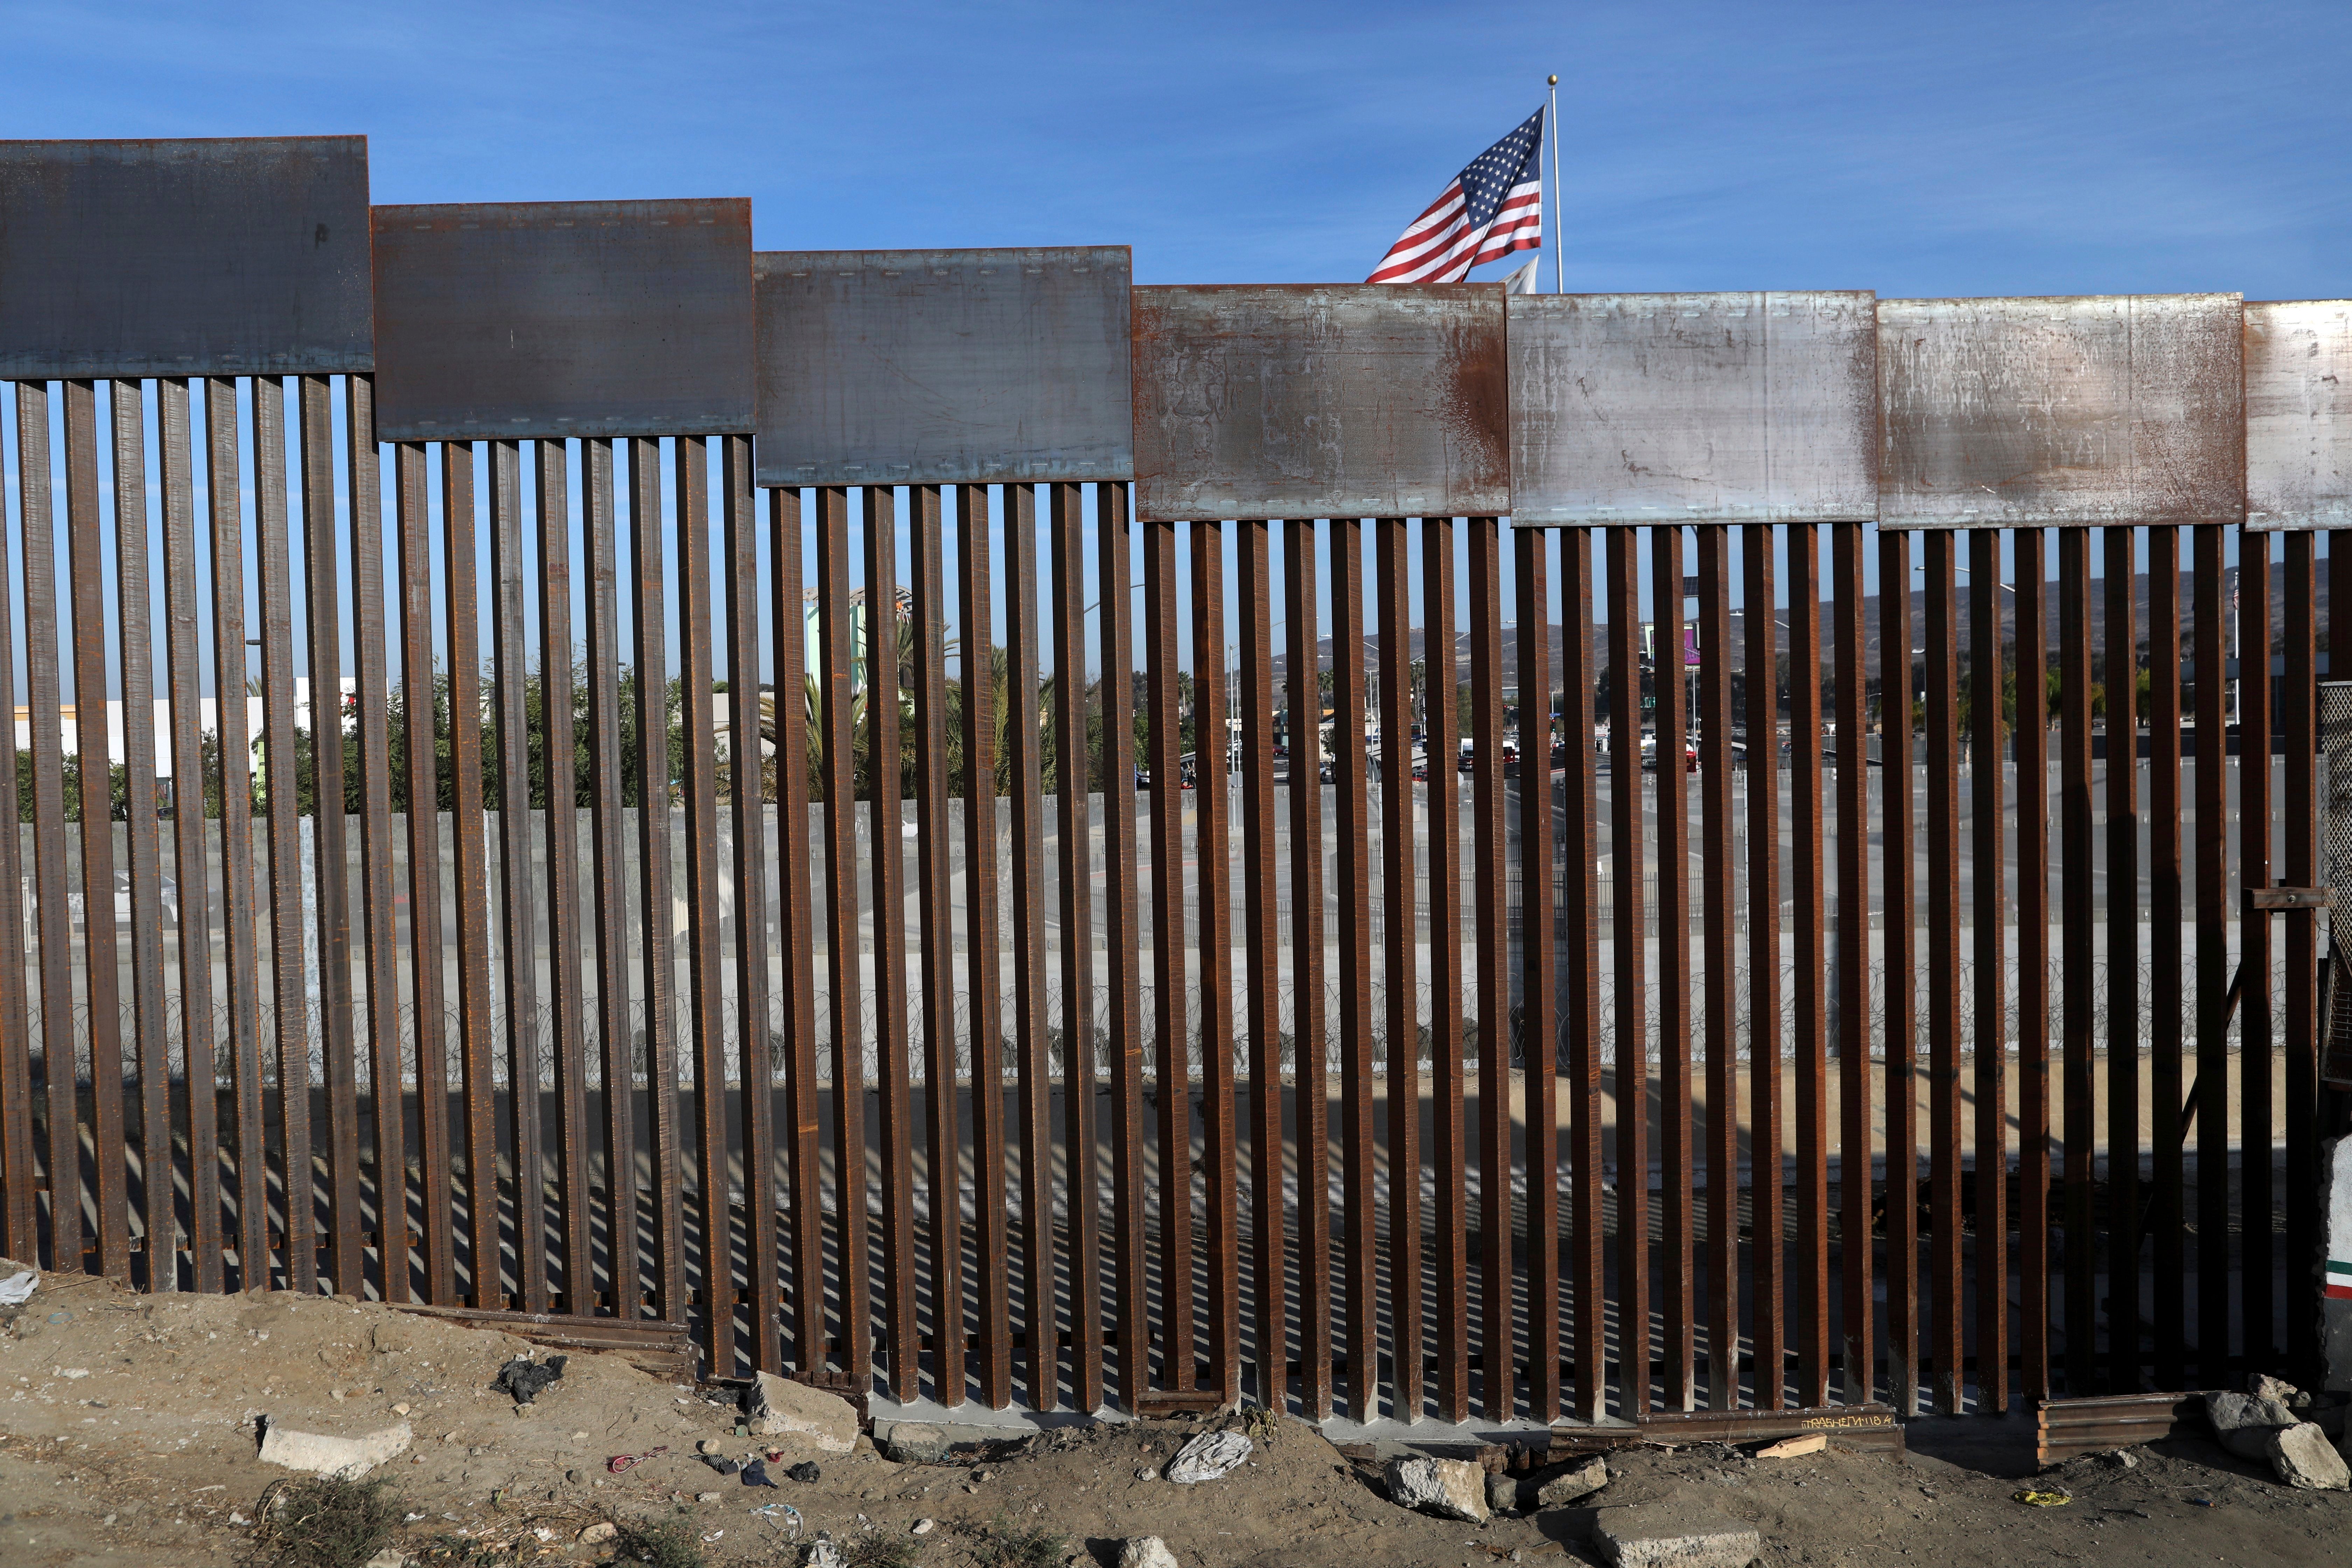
[753, 247, 1131, 487]
[1878, 293, 2245, 527]
[2245, 300, 2352, 529]
[0, 138, 370, 376]
[1131, 285, 1508, 522]
[1507, 291, 1877, 524]
[372, 199, 753, 440]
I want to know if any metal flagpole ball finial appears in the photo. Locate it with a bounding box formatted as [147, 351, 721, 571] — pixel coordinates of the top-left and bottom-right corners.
[1548, 74, 1558, 85]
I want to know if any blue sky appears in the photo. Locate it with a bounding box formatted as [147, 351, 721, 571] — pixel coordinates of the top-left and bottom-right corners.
[7, 0, 2346, 298]
[1, 1, 2343, 695]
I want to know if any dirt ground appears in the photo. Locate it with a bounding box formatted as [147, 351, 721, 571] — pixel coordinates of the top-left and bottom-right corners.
[2, 1258, 2349, 1568]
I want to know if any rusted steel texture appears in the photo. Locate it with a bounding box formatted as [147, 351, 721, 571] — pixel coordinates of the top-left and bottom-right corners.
[0, 138, 371, 376]
[372, 199, 754, 440]
[1129, 284, 1508, 522]
[1877, 293, 2245, 527]
[2244, 300, 2352, 529]
[2035, 1394, 2216, 1466]
[754, 247, 1132, 487]
[1507, 292, 1878, 524]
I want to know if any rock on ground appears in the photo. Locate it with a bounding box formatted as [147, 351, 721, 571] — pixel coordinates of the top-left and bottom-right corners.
[1164, 1430, 1253, 1483]
[1534, 1457, 1611, 1508]
[1384, 1456, 1490, 1523]
[879, 1421, 949, 1464]
[1591, 1502, 1760, 1568]
[1487, 1470, 1520, 1513]
[1118, 1538, 1182, 1568]
[2268, 1423, 2352, 1491]
[2251, 1374, 2312, 1408]
[2208, 1391, 2302, 1460]
[747, 1371, 859, 1452]
[256, 1419, 412, 1477]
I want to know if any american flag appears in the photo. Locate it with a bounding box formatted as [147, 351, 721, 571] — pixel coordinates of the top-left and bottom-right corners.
[1367, 108, 1545, 284]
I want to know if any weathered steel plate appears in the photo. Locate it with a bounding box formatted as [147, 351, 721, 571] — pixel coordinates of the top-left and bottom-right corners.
[1508, 291, 1877, 524]
[754, 246, 1131, 487]
[2244, 300, 2352, 530]
[0, 136, 372, 377]
[1130, 284, 1508, 522]
[1877, 293, 2244, 528]
[372, 198, 754, 441]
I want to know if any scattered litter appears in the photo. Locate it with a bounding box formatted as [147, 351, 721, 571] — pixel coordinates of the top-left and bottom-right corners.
[743, 1459, 779, 1487]
[787, 1461, 821, 1483]
[1756, 1434, 1828, 1459]
[607, 1445, 669, 1474]
[0, 1270, 35, 1306]
[751, 1501, 804, 1540]
[492, 1354, 568, 1405]
[2012, 1490, 2071, 1508]
[704, 1455, 743, 1476]
[2188, 1496, 2218, 1508]
[701, 1530, 725, 1542]
[1164, 1429, 1253, 1484]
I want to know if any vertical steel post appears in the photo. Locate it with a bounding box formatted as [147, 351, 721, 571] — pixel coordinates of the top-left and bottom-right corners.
[1192, 518, 1240, 1402]
[1971, 527, 2009, 1410]
[954, 484, 1010, 1406]
[1605, 527, 1649, 1416]
[2059, 528, 2096, 1394]
[2147, 527, 2185, 1392]
[1654, 524, 1695, 1411]
[1926, 530, 1964, 1411]
[2103, 525, 2139, 1392]
[1285, 518, 1333, 1420]
[1423, 516, 1468, 1422]
[1878, 527, 1917, 1415]
[1833, 521, 1874, 1406]
[1238, 518, 1288, 1410]
[910, 483, 961, 1401]
[2014, 530, 2052, 1403]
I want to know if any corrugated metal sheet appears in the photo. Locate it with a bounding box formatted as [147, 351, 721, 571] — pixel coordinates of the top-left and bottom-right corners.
[1130, 284, 1508, 522]
[1507, 291, 1877, 525]
[2244, 299, 2352, 530]
[0, 136, 372, 377]
[372, 198, 754, 441]
[1877, 293, 2244, 528]
[753, 247, 1131, 488]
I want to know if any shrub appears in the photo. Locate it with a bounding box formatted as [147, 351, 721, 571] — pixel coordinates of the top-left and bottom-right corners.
[243, 1475, 403, 1568]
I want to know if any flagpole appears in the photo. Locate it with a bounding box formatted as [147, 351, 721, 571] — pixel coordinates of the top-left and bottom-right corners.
[1547, 74, 1563, 293]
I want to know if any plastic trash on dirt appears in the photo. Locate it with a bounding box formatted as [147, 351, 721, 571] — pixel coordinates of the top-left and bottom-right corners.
[0, 1271, 34, 1307]
[492, 1354, 568, 1405]
[1163, 1429, 1253, 1484]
